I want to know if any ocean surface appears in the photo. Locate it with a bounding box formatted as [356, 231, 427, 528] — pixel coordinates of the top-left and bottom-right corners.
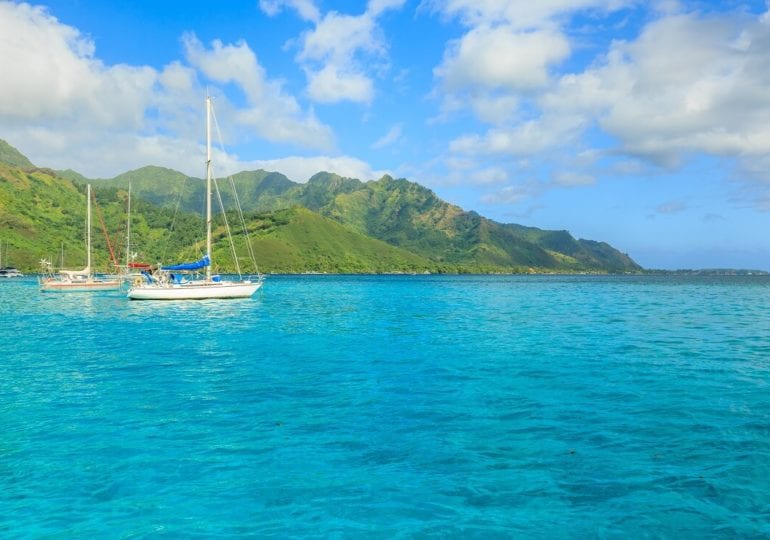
[1, 274, 769, 538]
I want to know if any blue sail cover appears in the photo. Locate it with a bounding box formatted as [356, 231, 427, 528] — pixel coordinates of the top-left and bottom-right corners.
[161, 255, 210, 271]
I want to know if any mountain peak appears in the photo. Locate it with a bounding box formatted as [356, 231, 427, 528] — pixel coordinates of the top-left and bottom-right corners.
[308, 171, 345, 185]
[0, 139, 34, 169]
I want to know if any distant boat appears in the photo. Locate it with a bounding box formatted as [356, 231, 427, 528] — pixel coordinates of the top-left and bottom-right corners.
[0, 240, 23, 278]
[0, 268, 23, 278]
[39, 185, 122, 292]
[118, 181, 151, 282]
[127, 96, 263, 300]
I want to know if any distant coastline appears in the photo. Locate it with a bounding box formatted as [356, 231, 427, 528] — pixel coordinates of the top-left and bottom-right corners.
[642, 268, 770, 276]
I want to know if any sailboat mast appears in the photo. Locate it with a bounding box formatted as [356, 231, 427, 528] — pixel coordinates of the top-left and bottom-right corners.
[126, 181, 131, 269]
[205, 96, 212, 282]
[87, 184, 92, 274]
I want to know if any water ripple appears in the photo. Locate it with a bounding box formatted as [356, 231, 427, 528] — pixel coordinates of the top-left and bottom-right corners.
[1, 275, 770, 536]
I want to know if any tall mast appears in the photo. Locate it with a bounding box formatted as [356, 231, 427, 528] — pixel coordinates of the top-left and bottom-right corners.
[205, 96, 212, 282]
[87, 184, 92, 274]
[126, 181, 132, 269]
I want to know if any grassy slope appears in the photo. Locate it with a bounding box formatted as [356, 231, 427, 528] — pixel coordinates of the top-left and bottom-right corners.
[0, 164, 110, 271]
[3, 138, 642, 273]
[235, 207, 436, 274]
[0, 163, 439, 273]
[0, 140, 34, 169]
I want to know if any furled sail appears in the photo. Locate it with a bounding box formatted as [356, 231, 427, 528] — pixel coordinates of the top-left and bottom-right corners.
[161, 255, 210, 271]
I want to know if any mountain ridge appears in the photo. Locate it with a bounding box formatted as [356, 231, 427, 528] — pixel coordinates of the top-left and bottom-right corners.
[0, 139, 640, 273]
[84, 164, 640, 272]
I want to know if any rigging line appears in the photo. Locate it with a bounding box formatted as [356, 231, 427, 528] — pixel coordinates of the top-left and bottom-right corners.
[158, 173, 190, 265]
[210, 103, 261, 276]
[90, 188, 119, 269]
[211, 166, 242, 278]
[226, 171, 260, 275]
[206, 101, 242, 277]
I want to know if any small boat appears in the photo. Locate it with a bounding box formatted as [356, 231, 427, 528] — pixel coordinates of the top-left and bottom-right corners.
[0, 267, 23, 278]
[40, 184, 122, 292]
[116, 181, 152, 283]
[0, 240, 23, 278]
[127, 96, 263, 300]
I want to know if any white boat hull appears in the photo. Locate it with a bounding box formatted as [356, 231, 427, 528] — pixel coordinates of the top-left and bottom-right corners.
[127, 279, 262, 300]
[40, 278, 122, 292]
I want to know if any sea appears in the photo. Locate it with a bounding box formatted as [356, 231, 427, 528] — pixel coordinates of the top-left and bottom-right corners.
[1, 274, 769, 538]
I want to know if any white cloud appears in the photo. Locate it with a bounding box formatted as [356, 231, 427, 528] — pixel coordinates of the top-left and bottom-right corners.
[293, 1, 406, 103]
[372, 123, 403, 149]
[468, 94, 520, 125]
[369, 0, 408, 17]
[439, 3, 770, 208]
[449, 112, 587, 156]
[551, 171, 595, 186]
[259, 0, 320, 22]
[481, 180, 544, 204]
[592, 13, 770, 166]
[0, 3, 155, 127]
[240, 155, 387, 183]
[305, 64, 374, 104]
[436, 25, 570, 92]
[470, 166, 509, 185]
[429, 0, 627, 30]
[0, 3, 344, 178]
[182, 34, 334, 150]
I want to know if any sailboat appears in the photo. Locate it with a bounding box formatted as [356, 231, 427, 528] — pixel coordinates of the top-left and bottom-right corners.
[127, 96, 263, 300]
[39, 185, 122, 292]
[0, 240, 24, 278]
[120, 181, 151, 281]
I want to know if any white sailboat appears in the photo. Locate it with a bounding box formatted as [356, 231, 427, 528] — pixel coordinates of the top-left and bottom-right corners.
[40, 185, 122, 292]
[127, 96, 263, 301]
[120, 181, 151, 281]
[0, 240, 24, 278]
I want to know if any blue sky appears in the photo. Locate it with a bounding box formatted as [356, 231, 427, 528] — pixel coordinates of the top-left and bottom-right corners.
[2, 0, 770, 269]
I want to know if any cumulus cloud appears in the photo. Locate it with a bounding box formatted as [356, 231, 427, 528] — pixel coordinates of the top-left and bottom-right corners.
[182, 34, 334, 150]
[0, 2, 357, 180]
[430, 0, 625, 122]
[437, 2, 770, 207]
[0, 3, 155, 128]
[593, 13, 770, 166]
[449, 112, 588, 156]
[436, 25, 570, 92]
[292, 0, 406, 103]
[236, 155, 386, 183]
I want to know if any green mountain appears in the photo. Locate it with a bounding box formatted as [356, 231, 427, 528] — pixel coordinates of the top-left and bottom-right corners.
[243, 207, 435, 274]
[0, 160, 436, 274]
[0, 140, 34, 169]
[0, 162, 97, 271]
[87, 167, 639, 272]
[3, 139, 641, 273]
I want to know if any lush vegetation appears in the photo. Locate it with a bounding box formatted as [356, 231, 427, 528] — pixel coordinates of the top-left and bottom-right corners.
[0, 139, 642, 274]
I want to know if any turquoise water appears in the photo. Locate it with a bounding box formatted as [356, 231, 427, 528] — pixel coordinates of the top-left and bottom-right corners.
[1, 274, 769, 537]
